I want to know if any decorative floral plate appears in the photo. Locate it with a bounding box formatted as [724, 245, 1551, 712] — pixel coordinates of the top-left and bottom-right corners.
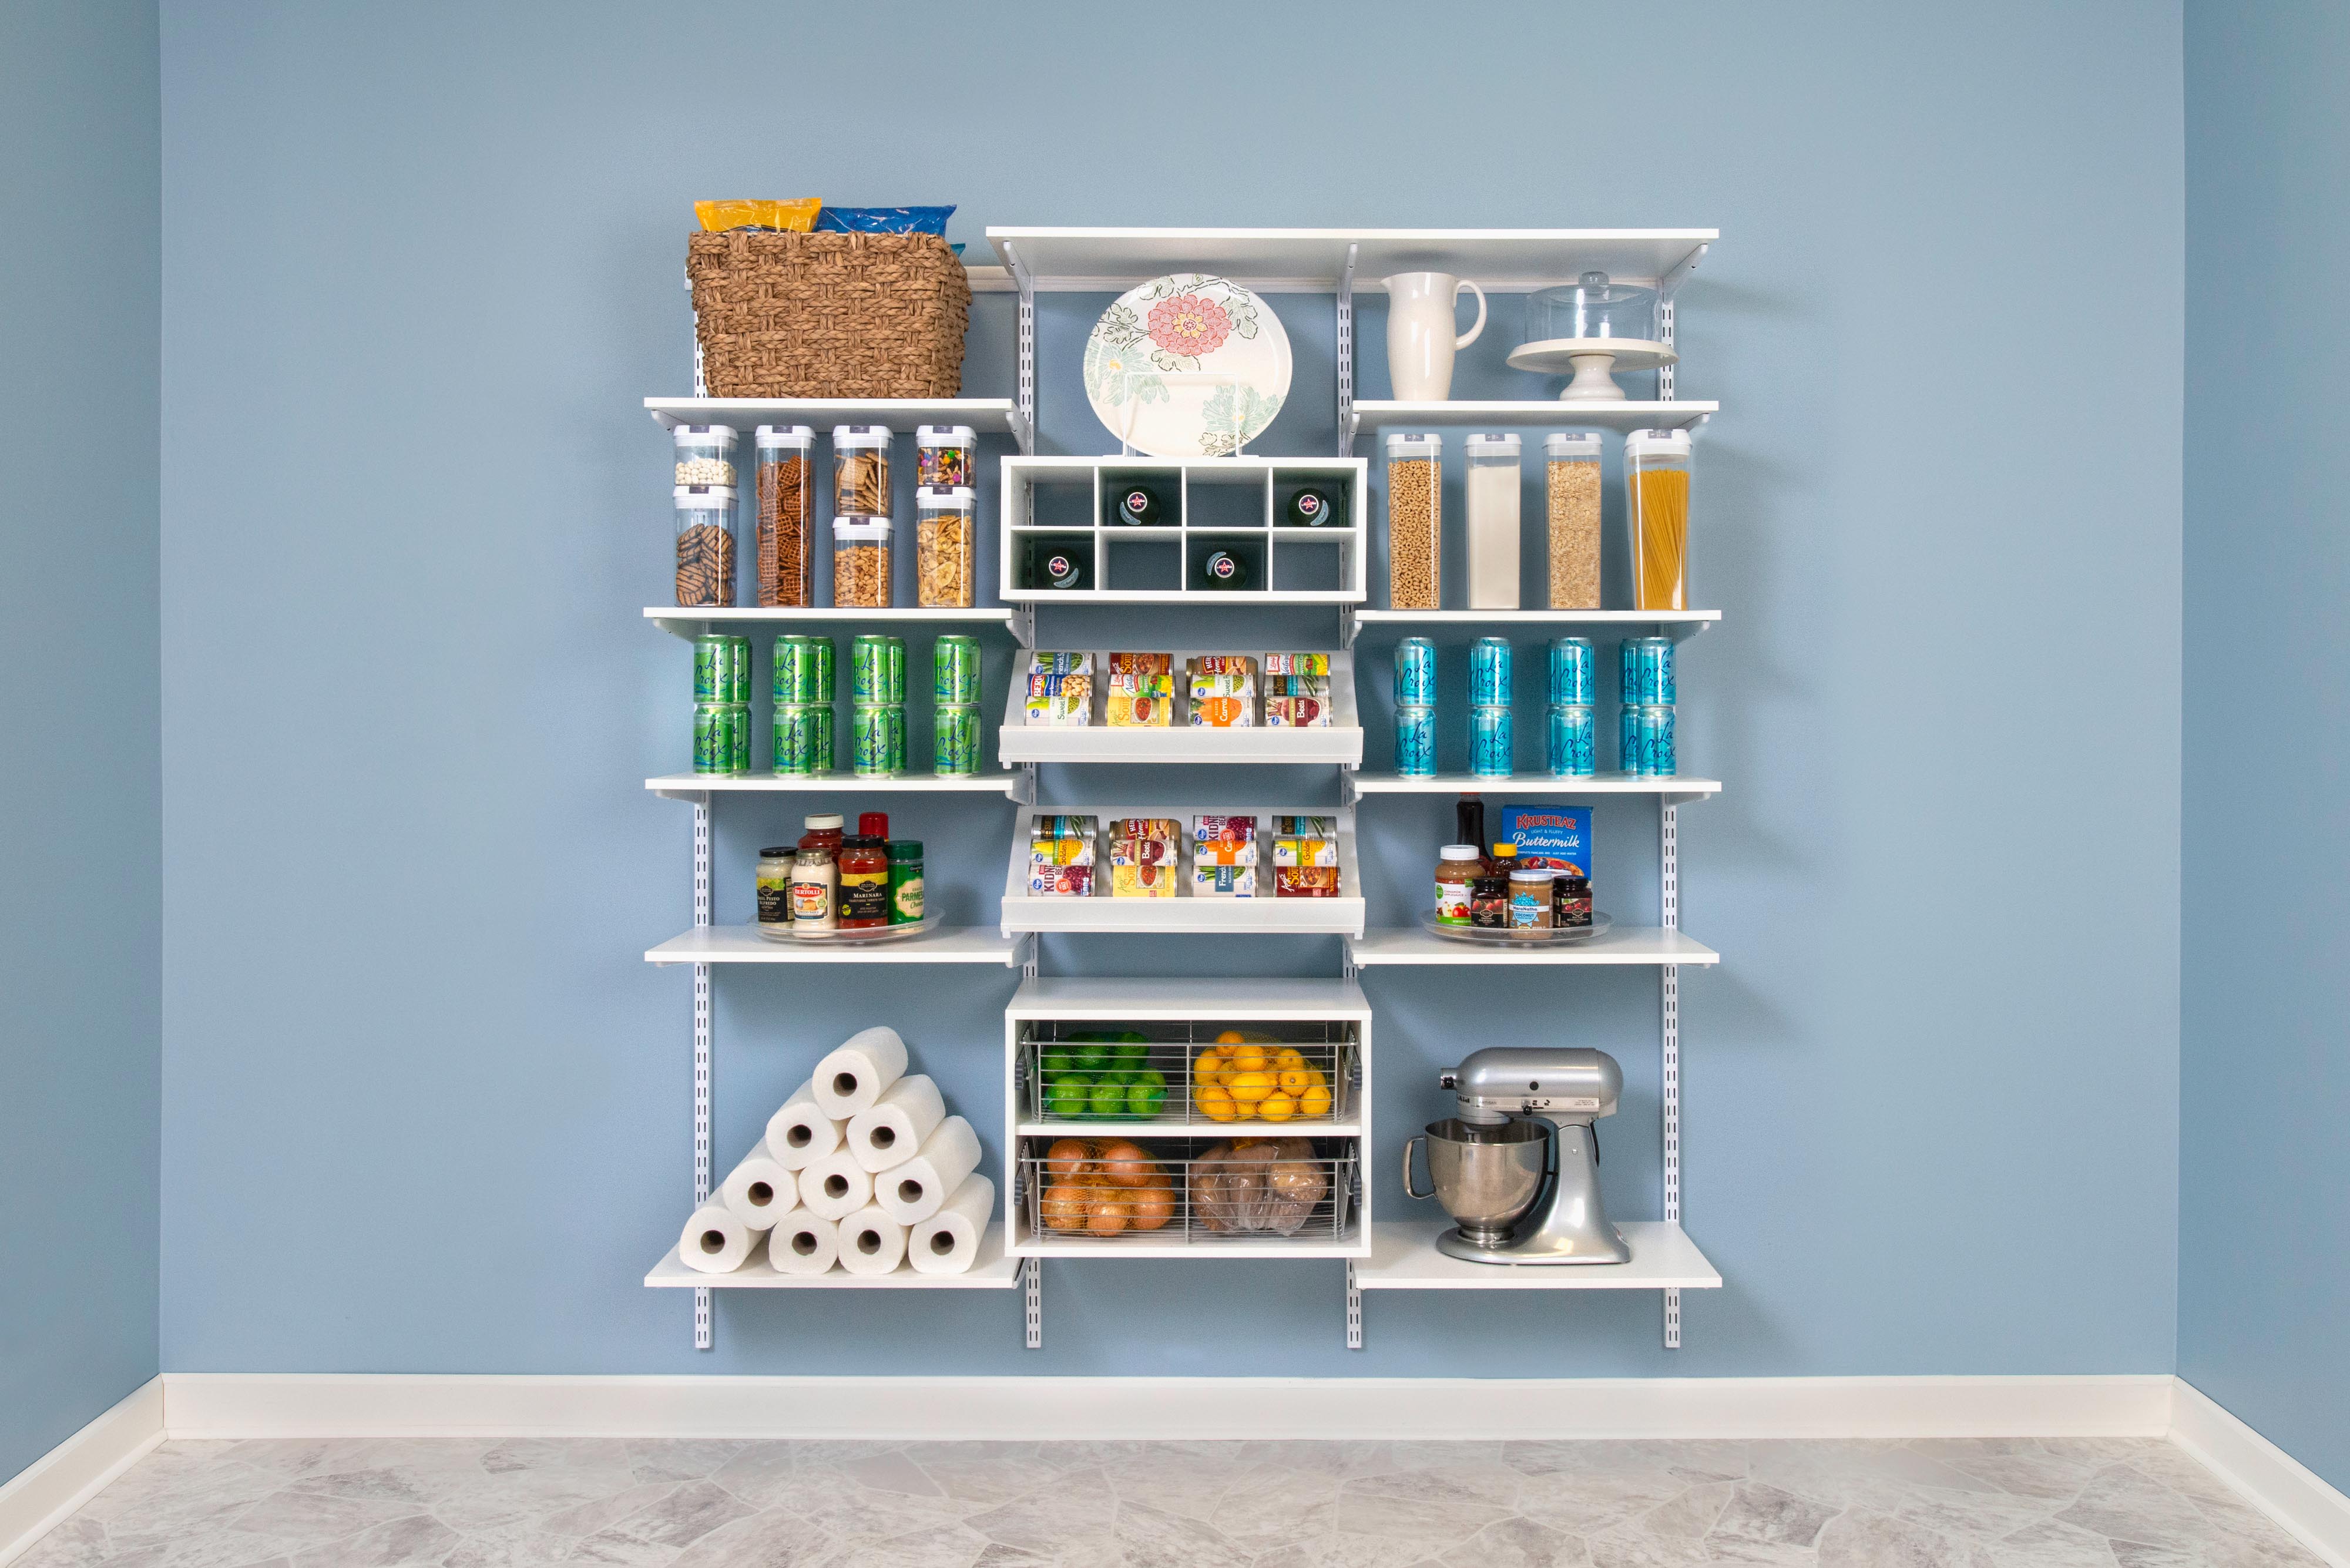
[1083, 274, 1291, 458]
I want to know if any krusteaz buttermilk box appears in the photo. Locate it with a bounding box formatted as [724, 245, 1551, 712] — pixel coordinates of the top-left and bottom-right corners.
[1500, 805, 1592, 877]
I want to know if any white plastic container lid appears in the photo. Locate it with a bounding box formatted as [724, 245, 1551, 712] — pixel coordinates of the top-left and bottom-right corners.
[832, 425, 891, 449]
[1440, 844, 1483, 862]
[915, 486, 977, 507]
[1624, 429, 1693, 462]
[673, 424, 738, 446]
[832, 517, 893, 541]
[1545, 432, 1602, 459]
[1464, 434, 1522, 456]
[1385, 432, 1441, 457]
[915, 425, 977, 445]
[673, 485, 737, 508]
[1508, 866, 1553, 884]
[755, 424, 815, 448]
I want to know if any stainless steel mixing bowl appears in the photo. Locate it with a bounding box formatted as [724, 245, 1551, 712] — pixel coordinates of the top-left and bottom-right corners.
[1404, 1117, 1548, 1245]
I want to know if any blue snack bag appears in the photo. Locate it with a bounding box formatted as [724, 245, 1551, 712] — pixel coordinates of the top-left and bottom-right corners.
[813, 205, 956, 236]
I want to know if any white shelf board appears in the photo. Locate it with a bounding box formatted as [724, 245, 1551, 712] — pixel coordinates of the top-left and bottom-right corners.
[1350, 771, 1719, 801]
[1003, 590, 1364, 605]
[648, 924, 1028, 967]
[645, 1223, 1019, 1288]
[1350, 609, 1718, 637]
[986, 229, 1714, 293]
[1002, 805, 1364, 936]
[998, 647, 1362, 767]
[647, 397, 1020, 437]
[1006, 976, 1370, 1022]
[1345, 925, 1718, 967]
[1351, 400, 1716, 435]
[1353, 1220, 1720, 1291]
[644, 607, 1025, 642]
[647, 771, 1023, 797]
[1010, 1224, 1368, 1261]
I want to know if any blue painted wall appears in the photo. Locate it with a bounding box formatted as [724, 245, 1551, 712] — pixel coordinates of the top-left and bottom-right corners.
[158, 1, 2184, 1376]
[2180, 0, 2350, 1493]
[0, 0, 162, 1482]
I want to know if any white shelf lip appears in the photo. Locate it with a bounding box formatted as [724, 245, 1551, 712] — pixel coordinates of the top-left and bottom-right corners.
[1002, 805, 1365, 937]
[1352, 609, 1720, 626]
[1009, 1229, 1369, 1261]
[644, 607, 1028, 644]
[998, 647, 1362, 767]
[1001, 590, 1365, 605]
[646, 397, 1020, 435]
[1018, 1119, 1365, 1139]
[1006, 976, 1370, 1020]
[1345, 925, 1718, 967]
[647, 924, 1028, 967]
[644, 1223, 1019, 1288]
[1352, 400, 1716, 434]
[1353, 1220, 1720, 1291]
[1350, 772, 1720, 799]
[986, 229, 1716, 293]
[647, 771, 1023, 797]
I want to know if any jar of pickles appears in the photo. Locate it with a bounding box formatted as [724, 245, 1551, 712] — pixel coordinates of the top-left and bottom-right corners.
[915, 424, 976, 488]
[673, 424, 738, 488]
[832, 425, 891, 515]
[915, 486, 977, 607]
[832, 518, 892, 608]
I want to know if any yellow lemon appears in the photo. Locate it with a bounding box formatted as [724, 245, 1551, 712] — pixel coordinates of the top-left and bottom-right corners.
[1228, 1069, 1276, 1104]
[1257, 1091, 1298, 1123]
[1236, 1101, 1257, 1120]
[1277, 1066, 1312, 1096]
[1300, 1083, 1334, 1119]
[1274, 1047, 1308, 1072]
[1230, 1045, 1270, 1073]
[1192, 1050, 1225, 1083]
[1305, 1067, 1329, 1090]
[1197, 1084, 1238, 1123]
[1214, 1067, 1240, 1089]
[1214, 1030, 1247, 1045]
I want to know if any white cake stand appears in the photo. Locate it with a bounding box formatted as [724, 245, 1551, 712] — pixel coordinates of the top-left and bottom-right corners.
[1507, 337, 1679, 402]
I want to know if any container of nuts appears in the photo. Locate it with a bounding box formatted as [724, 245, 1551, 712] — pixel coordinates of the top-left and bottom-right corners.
[832, 517, 893, 608]
[1385, 431, 1442, 609]
[915, 485, 977, 607]
[673, 485, 738, 607]
[831, 425, 892, 517]
[914, 424, 976, 488]
[672, 424, 738, 488]
[754, 425, 815, 607]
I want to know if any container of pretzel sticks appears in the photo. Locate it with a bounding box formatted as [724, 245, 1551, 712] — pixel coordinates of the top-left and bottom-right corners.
[673, 485, 738, 607]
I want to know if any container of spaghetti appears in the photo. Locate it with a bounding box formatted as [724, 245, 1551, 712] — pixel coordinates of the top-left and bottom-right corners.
[1624, 429, 1691, 612]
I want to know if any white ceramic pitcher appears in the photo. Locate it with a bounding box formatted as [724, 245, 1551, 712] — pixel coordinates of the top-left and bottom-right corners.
[1383, 271, 1486, 401]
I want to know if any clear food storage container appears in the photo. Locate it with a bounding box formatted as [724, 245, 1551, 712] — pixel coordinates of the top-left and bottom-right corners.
[673, 485, 737, 606]
[832, 425, 891, 516]
[832, 517, 893, 607]
[915, 424, 976, 488]
[1544, 432, 1602, 609]
[915, 486, 977, 607]
[1385, 432, 1441, 609]
[754, 425, 815, 607]
[672, 424, 738, 488]
[1624, 428, 1692, 611]
[1463, 432, 1521, 610]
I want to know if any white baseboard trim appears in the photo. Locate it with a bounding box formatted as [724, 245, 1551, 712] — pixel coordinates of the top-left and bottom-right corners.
[157, 1372, 2174, 1443]
[0, 1379, 164, 1568]
[2171, 1378, 2350, 1568]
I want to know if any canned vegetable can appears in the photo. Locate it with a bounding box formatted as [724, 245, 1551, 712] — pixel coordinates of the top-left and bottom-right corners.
[932, 634, 983, 706]
[1394, 705, 1437, 777]
[772, 703, 834, 775]
[851, 634, 905, 704]
[1546, 637, 1596, 707]
[851, 703, 905, 777]
[1546, 704, 1596, 778]
[1468, 637, 1513, 707]
[1637, 637, 1677, 707]
[1469, 704, 1513, 778]
[1395, 637, 1438, 708]
[934, 702, 982, 775]
[1637, 703, 1677, 777]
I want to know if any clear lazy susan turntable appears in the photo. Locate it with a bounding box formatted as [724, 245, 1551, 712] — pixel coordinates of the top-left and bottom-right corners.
[1507, 271, 1676, 402]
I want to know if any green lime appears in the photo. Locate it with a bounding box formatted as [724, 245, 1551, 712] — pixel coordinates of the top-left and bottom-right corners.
[1071, 1041, 1110, 1071]
[1088, 1077, 1130, 1117]
[1110, 1040, 1147, 1067]
[1040, 1050, 1073, 1077]
[1126, 1077, 1167, 1119]
[1048, 1076, 1090, 1118]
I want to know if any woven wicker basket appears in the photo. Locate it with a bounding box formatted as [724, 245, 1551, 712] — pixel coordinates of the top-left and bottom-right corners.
[686, 231, 971, 398]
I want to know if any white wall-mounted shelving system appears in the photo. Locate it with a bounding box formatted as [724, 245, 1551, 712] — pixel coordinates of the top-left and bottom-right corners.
[640, 226, 1723, 1351]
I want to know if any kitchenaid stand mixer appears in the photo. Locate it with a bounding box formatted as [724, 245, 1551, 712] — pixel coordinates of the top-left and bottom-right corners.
[1404, 1046, 1630, 1264]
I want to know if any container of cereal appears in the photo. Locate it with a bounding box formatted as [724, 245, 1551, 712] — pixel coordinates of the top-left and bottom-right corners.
[1625, 428, 1692, 612]
[753, 425, 815, 607]
[832, 518, 893, 608]
[832, 425, 892, 516]
[1385, 432, 1441, 609]
[915, 486, 978, 607]
[673, 424, 738, 488]
[673, 486, 737, 607]
[914, 424, 976, 489]
[1545, 432, 1602, 609]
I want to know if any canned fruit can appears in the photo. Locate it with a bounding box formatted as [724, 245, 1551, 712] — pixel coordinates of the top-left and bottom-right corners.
[1394, 705, 1437, 777]
[1619, 703, 1641, 774]
[1546, 637, 1596, 707]
[1546, 704, 1596, 778]
[1395, 637, 1438, 707]
[932, 634, 983, 706]
[933, 702, 982, 775]
[1469, 704, 1513, 778]
[1636, 637, 1677, 707]
[1469, 637, 1513, 707]
[772, 703, 834, 775]
[1636, 704, 1677, 777]
[851, 703, 905, 777]
[851, 634, 905, 704]
[693, 701, 750, 775]
[772, 635, 834, 705]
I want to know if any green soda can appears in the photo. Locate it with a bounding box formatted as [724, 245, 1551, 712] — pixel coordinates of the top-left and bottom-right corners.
[932, 634, 983, 706]
[725, 636, 753, 704]
[771, 634, 830, 705]
[933, 702, 982, 775]
[851, 633, 905, 704]
[772, 703, 834, 775]
[851, 703, 905, 777]
[692, 634, 731, 703]
[693, 701, 749, 775]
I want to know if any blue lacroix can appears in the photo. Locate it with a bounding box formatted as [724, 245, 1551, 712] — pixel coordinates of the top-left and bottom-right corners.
[1620, 639, 1640, 705]
[1394, 706, 1437, 776]
[1546, 704, 1596, 778]
[1469, 704, 1513, 778]
[1636, 637, 1677, 707]
[1395, 637, 1438, 708]
[1636, 704, 1677, 777]
[1547, 637, 1595, 707]
[1469, 637, 1513, 707]
[1619, 704, 1641, 774]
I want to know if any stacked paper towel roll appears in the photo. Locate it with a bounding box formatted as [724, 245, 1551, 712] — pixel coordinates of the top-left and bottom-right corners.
[670, 1026, 993, 1278]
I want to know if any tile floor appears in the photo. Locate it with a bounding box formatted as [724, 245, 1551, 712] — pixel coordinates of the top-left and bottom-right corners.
[15, 1434, 2319, 1568]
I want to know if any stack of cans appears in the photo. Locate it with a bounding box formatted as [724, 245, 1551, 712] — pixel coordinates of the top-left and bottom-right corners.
[850, 634, 908, 778]
[1619, 636, 1677, 777]
[1393, 637, 1437, 777]
[771, 634, 835, 775]
[1468, 637, 1513, 778]
[692, 634, 753, 775]
[1545, 637, 1596, 778]
[932, 634, 983, 776]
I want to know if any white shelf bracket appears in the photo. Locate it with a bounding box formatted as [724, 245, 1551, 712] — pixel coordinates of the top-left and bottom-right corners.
[1023, 1258, 1043, 1348]
[1660, 800, 1681, 1351]
[1338, 604, 1358, 650]
[1345, 1261, 1364, 1349]
[1335, 243, 1357, 452]
[1004, 243, 1037, 455]
[693, 791, 713, 1350]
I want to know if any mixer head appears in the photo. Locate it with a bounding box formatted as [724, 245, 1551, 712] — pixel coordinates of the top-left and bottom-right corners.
[1438, 1046, 1621, 1126]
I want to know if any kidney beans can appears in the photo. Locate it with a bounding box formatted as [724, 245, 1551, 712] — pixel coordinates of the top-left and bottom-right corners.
[933, 702, 982, 775]
[1635, 637, 1677, 707]
[1469, 704, 1513, 778]
[1395, 637, 1438, 708]
[1394, 704, 1437, 776]
[1469, 637, 1513, 707]
[932, 634, 983, 706]
[772, 703, 834, 775]
[1546, 637, 1595, 707]
[1636, 703, 1677, 777]
[1546, 704, 1596, 778]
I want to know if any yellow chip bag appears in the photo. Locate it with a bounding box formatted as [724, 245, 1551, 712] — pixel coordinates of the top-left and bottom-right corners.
[694, 200, 822, 233]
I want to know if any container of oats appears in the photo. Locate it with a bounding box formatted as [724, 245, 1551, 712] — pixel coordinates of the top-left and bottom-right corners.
[1544, 432, 1602, 609]
[915, 485, 977, 607]
[831, 517, 893, 608]
[1385, 432, 1441, 609]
